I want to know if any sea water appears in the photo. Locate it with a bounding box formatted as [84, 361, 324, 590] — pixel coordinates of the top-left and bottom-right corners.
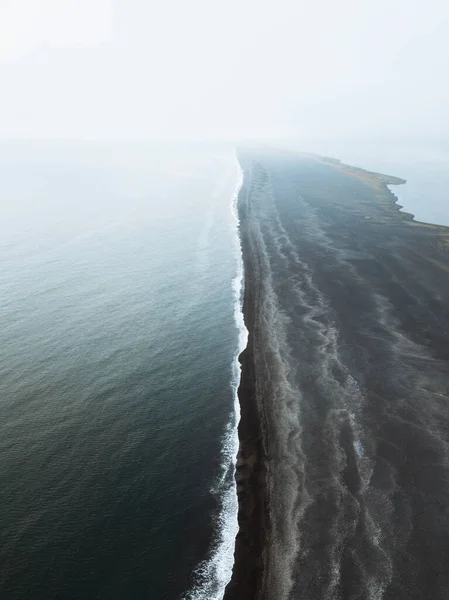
[0, 141, 244, 600]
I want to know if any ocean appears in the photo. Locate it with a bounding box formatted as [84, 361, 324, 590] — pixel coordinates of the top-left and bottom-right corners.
[0, 142, 244, 599]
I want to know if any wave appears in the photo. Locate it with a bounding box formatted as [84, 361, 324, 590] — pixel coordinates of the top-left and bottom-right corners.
[182, 150, 247, 600]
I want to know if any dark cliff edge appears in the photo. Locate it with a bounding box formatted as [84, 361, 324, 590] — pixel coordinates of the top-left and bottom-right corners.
[223, 162, 268, 600]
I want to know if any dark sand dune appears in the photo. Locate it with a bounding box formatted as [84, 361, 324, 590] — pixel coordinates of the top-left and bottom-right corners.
[224, 150, 449, 600]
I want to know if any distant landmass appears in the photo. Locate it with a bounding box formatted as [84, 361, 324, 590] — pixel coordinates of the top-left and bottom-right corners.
[225, 149, 449, 600]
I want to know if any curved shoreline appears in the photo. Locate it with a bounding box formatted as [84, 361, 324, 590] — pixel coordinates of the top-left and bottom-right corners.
[322, 154, 449, 232]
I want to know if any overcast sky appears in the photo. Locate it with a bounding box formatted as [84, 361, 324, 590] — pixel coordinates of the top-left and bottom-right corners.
[0, 0, 448, 140]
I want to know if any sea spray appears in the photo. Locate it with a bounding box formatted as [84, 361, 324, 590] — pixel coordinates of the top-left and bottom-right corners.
[183, 152, 247, 600]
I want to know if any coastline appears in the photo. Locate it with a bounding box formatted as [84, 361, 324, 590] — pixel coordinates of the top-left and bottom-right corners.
[322, 154, 449, 232]
[224, 158, 268, 600]
[224, 149, 449, 600]
[183, 152, 247, 600]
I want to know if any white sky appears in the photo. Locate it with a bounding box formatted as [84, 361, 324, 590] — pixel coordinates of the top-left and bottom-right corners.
[0, 0, 448, 140]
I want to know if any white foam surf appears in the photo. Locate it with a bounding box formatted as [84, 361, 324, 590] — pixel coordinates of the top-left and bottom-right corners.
[182, 150, 247, 600]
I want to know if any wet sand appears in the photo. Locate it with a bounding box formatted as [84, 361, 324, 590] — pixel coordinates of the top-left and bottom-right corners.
[224, 149, 449, 600]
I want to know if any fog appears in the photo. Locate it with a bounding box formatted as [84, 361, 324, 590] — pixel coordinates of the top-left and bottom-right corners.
[1, 0, 448, 141]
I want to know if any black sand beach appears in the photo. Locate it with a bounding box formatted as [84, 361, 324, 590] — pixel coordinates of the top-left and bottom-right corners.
[224, 150, 449, 600]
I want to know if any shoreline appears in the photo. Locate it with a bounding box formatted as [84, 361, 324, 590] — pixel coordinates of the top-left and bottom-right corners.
[183, 153, 247, 600]
[223, 149, 449, 599]
[224, 157, 268, 600]
[321, 154, 449, 232]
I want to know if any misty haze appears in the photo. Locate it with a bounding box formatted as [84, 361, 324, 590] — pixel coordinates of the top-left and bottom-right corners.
[0, 2, 449, 600]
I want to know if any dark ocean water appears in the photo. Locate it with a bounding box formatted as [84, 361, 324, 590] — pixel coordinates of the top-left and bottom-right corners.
[0, 143, 242, 599]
